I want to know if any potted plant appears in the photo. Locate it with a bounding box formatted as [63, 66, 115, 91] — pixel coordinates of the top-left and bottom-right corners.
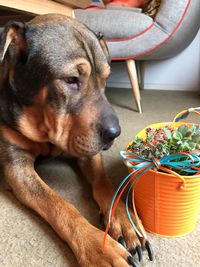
[106, 108, 200, 240]
[127, 124, 200, 175]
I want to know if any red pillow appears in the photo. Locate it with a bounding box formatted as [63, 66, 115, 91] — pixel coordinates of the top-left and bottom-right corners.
[106, 0, 148, 8]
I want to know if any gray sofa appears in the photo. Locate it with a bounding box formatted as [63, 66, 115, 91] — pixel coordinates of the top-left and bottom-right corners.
[74, 0, 200, 112]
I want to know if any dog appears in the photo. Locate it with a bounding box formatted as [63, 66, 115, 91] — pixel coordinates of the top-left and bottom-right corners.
[0, 14, 152, 267]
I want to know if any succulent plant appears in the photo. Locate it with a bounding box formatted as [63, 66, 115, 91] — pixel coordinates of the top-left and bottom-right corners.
[127, 124, 200, 159]
[127, 124, 200, 175]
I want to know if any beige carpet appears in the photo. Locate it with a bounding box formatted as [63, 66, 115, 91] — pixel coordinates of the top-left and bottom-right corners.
[0, 88, 200, 267]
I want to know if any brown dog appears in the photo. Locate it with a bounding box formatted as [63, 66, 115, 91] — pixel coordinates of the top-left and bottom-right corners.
[0, 14, 152, 266]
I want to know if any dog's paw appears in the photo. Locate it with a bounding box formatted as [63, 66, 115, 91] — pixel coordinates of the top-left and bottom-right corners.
[77, 225, 139, 267]
[99, 200, 154, 262]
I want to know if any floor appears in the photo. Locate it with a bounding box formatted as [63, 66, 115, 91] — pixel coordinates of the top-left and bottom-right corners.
[0, 88, 200, 267]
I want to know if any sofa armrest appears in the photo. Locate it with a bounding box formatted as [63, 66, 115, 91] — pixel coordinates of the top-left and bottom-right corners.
[155, 0, 200, 33]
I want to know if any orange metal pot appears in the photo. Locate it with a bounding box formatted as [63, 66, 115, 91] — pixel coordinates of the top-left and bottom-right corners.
[129, 122, 200, 237]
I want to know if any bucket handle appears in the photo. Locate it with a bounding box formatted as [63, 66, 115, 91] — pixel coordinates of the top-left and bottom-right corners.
[173, 107, 200, 122]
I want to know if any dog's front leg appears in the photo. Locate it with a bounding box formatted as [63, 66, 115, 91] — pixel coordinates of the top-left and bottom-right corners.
[78, 154, 153, 262]
[3, 149, 136, 267]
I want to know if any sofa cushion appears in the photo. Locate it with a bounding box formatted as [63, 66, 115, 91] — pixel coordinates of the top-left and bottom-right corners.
[74, 9, 153, 39]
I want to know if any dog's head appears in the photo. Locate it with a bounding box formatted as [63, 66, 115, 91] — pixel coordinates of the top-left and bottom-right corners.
[0, 14, 121, 157]
[0, 15, 120, 156]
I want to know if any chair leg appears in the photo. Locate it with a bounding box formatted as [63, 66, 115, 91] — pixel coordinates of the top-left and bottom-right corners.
[139, 61, 145, 90]
[126, 59, 142, 113]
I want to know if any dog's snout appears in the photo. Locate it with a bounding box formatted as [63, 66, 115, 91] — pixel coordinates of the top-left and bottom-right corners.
[100, 126, 121, 144]
[98, 113, 121, 145]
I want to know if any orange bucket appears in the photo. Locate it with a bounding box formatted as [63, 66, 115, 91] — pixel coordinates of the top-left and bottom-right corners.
[128, 121, 200, 237]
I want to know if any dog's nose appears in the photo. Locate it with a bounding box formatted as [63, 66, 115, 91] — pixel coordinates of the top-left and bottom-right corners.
[100, 125, 121, 144]
[98, 111, 121, 145]
[97, 100, 121, 146]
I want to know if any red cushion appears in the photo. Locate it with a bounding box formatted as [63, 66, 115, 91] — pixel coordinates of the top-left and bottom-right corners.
[106, 0, 148, 8]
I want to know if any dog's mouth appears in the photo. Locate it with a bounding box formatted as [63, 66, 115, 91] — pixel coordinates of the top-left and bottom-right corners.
[71, 135, 114, 156]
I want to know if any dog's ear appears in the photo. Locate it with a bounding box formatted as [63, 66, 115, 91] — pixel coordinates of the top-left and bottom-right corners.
[0, 21, 26, 63]
[96, 32, 111, 64]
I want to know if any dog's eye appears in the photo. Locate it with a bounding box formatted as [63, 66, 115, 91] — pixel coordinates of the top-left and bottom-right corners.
[65, 77, 80, 91]
[67, 77, 78, 84]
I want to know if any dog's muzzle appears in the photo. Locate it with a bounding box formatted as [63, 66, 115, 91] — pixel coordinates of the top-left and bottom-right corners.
[98, 113, 121, 150]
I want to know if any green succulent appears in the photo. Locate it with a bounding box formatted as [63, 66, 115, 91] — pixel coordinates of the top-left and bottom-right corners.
[170, 124, 200, 154]
[128, 124, 200, 159]
[127, 124, 200, 175]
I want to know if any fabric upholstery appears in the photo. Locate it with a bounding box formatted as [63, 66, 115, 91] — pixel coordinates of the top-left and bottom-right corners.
[75, 10, 153, 39]
[74, 0, 200, 60]
[106, 6, 142, 12]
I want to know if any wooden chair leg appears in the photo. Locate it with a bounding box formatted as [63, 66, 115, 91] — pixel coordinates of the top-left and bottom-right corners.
[126, 59, 142, 113]
[139, 61, 145, 90]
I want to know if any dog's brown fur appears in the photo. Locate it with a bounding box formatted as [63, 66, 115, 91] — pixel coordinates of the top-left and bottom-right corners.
[0, 14, 147, 266]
